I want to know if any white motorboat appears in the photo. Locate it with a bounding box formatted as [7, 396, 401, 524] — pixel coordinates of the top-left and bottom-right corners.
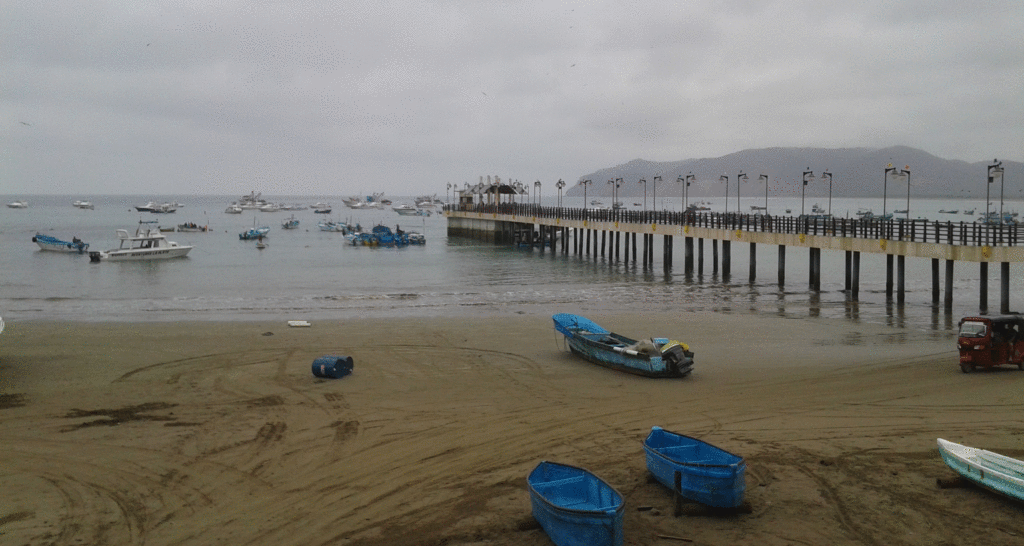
[73, 200, 95, 209]
[393, 204, 431, 216]
[89, 221, 193, 262]
[7, 200, 28, 209]
[225, 203, 243, 214]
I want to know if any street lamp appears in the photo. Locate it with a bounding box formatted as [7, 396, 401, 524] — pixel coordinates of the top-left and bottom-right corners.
[684, 173, 695, 211]
[581, 179, 591, 207]
[534, 180, 541, 206]
[556, 179, 565, 208]
[888, 166, 910, 219]
[820, 170, 833, 217]
[719, 174, 729, 214]
[638, 178, 647, 210]
[801, 168, 815, 217]
[988, 160, 1004, 223]
[758, 174, 769, 212]
[737, 172, 748, 213]
[446, 182, 451, 206]
[883, 163, 899, 219]
[653, 175, 662, 211]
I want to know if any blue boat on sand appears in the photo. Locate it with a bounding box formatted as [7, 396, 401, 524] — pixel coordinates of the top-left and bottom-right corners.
[552, 313, 693, 377]
[527, 461, 623, 546]
[643, 426, 746, 508]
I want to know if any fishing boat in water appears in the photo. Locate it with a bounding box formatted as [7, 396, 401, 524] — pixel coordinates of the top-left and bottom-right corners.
[239, 226, 270, 240]
[527, 461, 624, 546]
[177, 222, 209, 232]
[7, 200, 28, 209]
[89, 221, 193, 262]
[281, 215, 300, 229]
[937, 438, 1024, 502]
[551, 313, 693, 377]
[643, 426, 746, 508]
[32, 233, 89, 253]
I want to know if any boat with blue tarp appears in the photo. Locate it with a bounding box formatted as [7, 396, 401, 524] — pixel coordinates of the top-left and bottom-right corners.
[527, 461, 623, 546]
[643, 426, 746, 508]
[32, 233, 89, 253]
[552, 313, 693, 377]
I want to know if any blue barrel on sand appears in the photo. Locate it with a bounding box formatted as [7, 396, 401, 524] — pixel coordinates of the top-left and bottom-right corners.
[311, 355, 354, 379]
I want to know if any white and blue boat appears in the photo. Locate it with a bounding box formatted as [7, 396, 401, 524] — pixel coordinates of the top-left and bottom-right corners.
[281, 215, 300, 229]
[938, 438, 1024, 501]
[32, 233, 90, 253]
[239, 226, 270, 240]
[643, 426, 746, 508]
[552, 314, 693, 377]
[527, 461, 623, 546]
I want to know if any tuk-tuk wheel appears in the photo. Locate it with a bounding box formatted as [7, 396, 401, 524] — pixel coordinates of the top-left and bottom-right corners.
[960, 363, 973, 373]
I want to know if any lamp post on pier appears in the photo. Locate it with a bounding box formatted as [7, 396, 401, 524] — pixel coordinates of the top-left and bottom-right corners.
[883, 164, 898, 219]
[886, 166, 910, 219]
[446, 182, 451, 207]
[758, 174, 769, 212]
[581, 179, 592, 208]
[987, 160, 1004, 223]
[638, 178, 647, 211]
[679, 173, 695, 212]
[801, 168, 815, 217]
[737, 172, 748, 214]
[821, 170, 833, 217]
[556, 179, 565, 208]
[719, 174, 729, 214]
[652, 175, 661, 211]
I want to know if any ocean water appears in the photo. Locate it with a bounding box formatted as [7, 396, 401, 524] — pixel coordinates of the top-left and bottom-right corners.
[1, 194, 1021, 332]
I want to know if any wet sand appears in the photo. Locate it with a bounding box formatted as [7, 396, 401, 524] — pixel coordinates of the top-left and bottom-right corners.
[1, 311, 1023, 545]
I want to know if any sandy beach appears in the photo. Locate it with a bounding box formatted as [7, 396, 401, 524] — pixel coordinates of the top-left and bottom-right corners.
[2, 311, 1023, 545]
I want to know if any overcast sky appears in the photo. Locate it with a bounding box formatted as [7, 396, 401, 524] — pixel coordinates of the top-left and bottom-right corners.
[3, 0, 1022, 197]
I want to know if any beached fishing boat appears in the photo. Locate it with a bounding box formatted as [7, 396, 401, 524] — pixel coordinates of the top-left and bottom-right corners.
[89, 221, 193, 262]
[32, 233, 89, 253]
[937, 438, 1024, 502]
[551, 313, 693, 377]
[527, 461, 624, 546]
[643, 426, 746, 508]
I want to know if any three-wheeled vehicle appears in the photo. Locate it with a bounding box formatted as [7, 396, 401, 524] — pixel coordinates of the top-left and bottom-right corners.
[956, 315, 1024, 373]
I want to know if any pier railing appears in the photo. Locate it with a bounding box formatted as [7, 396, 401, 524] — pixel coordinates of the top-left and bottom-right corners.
[446, 203, 1022, 247]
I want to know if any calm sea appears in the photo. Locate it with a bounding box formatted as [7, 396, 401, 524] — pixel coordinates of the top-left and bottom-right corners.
[1, 194, 1020, 331]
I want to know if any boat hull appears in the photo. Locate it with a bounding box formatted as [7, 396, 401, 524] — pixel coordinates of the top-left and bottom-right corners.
[32, 234, 89, 253]
[938, 438, 1024, 501]
[643, 426, 746, 508]
[553, 314, 693, 377]
[527, 461, 623, 546]
[91, 247, 192, 261]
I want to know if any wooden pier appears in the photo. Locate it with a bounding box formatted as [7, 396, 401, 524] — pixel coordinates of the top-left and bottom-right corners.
[446, 203, 1024, 314]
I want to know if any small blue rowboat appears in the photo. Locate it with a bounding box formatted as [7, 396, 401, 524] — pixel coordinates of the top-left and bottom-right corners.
[527, 461, 623, 546]
[643, 426, 746, 508]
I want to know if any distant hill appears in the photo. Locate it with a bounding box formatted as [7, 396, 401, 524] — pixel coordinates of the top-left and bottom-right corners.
[567, 147, 1020, 200]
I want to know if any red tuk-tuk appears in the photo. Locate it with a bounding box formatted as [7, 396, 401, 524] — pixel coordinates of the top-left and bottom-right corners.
[957, 315, 1024, 373]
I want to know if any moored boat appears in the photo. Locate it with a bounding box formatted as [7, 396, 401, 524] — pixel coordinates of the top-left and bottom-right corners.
[393, 204, 431, 216]
[224, 203, 243, 214]
[643, 426, 746, 508]
[527, 461, 623, 546]
[32, 233, 89, 253]
[177, 222, 209, 232]
[7, 200, 28, 209]
[239, 226, 270, 240]
[937, 438, 1024, 502]
[89, 221, 193, 262]
[73, 200, 95, 209]
[551, 313, 693, 377]
[281, 215, 300, 229]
